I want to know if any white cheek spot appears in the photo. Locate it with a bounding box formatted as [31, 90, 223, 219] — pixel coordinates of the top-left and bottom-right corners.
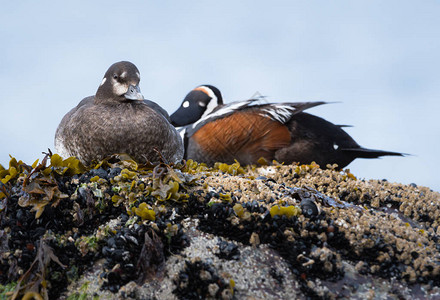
[333, 143, 339, 150]
[136, 72, 140, 79]
[100, 77, 107, 86]
[120, 71, 127, 79]
[113, 82, 128, 96]
[182, 101, 190, 108]
[198, 101, 207, 107]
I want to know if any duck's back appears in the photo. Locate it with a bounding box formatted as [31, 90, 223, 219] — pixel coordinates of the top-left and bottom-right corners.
[274, 112, 403, 168]
[55, 96, 94, 160]
[56, 99, 183, 164]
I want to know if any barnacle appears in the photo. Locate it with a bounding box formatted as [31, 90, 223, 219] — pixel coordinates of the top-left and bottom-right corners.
[2, 152, 440, 299]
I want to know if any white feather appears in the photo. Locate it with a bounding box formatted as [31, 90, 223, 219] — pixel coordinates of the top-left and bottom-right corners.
[191, 100, 251, 129]
[177, 127, 186, 142]
[259, 105, 297, 123]
[197, 85, 219, 118]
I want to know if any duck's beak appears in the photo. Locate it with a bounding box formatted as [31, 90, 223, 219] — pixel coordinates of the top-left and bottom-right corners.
[124, 84, 144, 100]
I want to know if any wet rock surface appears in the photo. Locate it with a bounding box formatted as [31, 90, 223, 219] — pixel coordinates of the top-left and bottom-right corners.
[1, 155, 439, 299]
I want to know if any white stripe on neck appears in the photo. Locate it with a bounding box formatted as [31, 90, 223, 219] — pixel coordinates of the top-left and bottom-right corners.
[197, 85, 218, 119]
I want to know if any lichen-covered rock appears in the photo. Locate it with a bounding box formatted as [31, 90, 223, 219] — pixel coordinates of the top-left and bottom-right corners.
[1, 155, 439, 299]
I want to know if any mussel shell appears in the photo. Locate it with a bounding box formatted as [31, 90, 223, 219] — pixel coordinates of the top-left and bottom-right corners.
[300, 199, 320, 217]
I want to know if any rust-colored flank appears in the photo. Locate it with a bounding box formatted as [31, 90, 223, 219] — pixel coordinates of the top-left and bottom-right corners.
[192, 111, 291, 162]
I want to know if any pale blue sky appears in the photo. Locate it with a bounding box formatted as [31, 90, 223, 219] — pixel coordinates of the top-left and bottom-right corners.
[1, 1, 439, 191]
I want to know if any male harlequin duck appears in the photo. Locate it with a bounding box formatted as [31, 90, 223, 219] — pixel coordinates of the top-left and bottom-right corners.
[170, 85, 404, 168]
[55, 61, 183, 165]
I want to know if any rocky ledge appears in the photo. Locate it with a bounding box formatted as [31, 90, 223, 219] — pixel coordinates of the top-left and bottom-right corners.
[0, 153, 439, 299]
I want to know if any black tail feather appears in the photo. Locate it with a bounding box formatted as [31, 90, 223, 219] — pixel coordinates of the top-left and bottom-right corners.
[291, 101, 327, 113]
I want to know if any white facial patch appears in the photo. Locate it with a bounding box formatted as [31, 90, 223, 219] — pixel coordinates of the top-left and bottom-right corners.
[113, 82, 128, 96]
[182, 101, 190, 108]
[100, 77, 107, 86]
[136, 72, 140, 79]
[120, 71, 127, 79]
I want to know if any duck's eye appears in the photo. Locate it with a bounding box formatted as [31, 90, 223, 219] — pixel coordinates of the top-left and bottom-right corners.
[113, 74, 118, 80]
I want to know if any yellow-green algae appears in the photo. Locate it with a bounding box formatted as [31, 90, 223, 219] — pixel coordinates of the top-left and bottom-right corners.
[1, 153, 206, 299]
[269, 205, 301, 218]
[214, 160, 245, 175]
[1, 154, 86, 218]
[133, 202, 156, 221]
[2, 153, 440, 299]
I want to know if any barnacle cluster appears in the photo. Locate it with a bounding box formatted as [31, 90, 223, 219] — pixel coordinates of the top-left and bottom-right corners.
[173, 258, 234, 299]
[1, 154, 440, 299]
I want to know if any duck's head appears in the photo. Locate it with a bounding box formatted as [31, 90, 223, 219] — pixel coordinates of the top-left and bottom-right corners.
[170, 85, 223, 127]
[95, 61, 144, 104]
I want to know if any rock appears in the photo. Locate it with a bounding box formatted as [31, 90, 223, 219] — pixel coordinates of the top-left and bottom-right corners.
[1, 156, 440, 299]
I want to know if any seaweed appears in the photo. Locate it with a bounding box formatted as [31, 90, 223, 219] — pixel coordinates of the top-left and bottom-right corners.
[1, 152, 439, 298]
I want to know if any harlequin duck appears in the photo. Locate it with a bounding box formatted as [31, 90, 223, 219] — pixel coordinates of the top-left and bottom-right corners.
[170, 85, 404, 168]
[55, 61, 184, 165]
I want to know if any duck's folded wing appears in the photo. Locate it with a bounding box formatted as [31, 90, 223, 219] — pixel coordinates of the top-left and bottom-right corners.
[191, 111, 291, 164]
